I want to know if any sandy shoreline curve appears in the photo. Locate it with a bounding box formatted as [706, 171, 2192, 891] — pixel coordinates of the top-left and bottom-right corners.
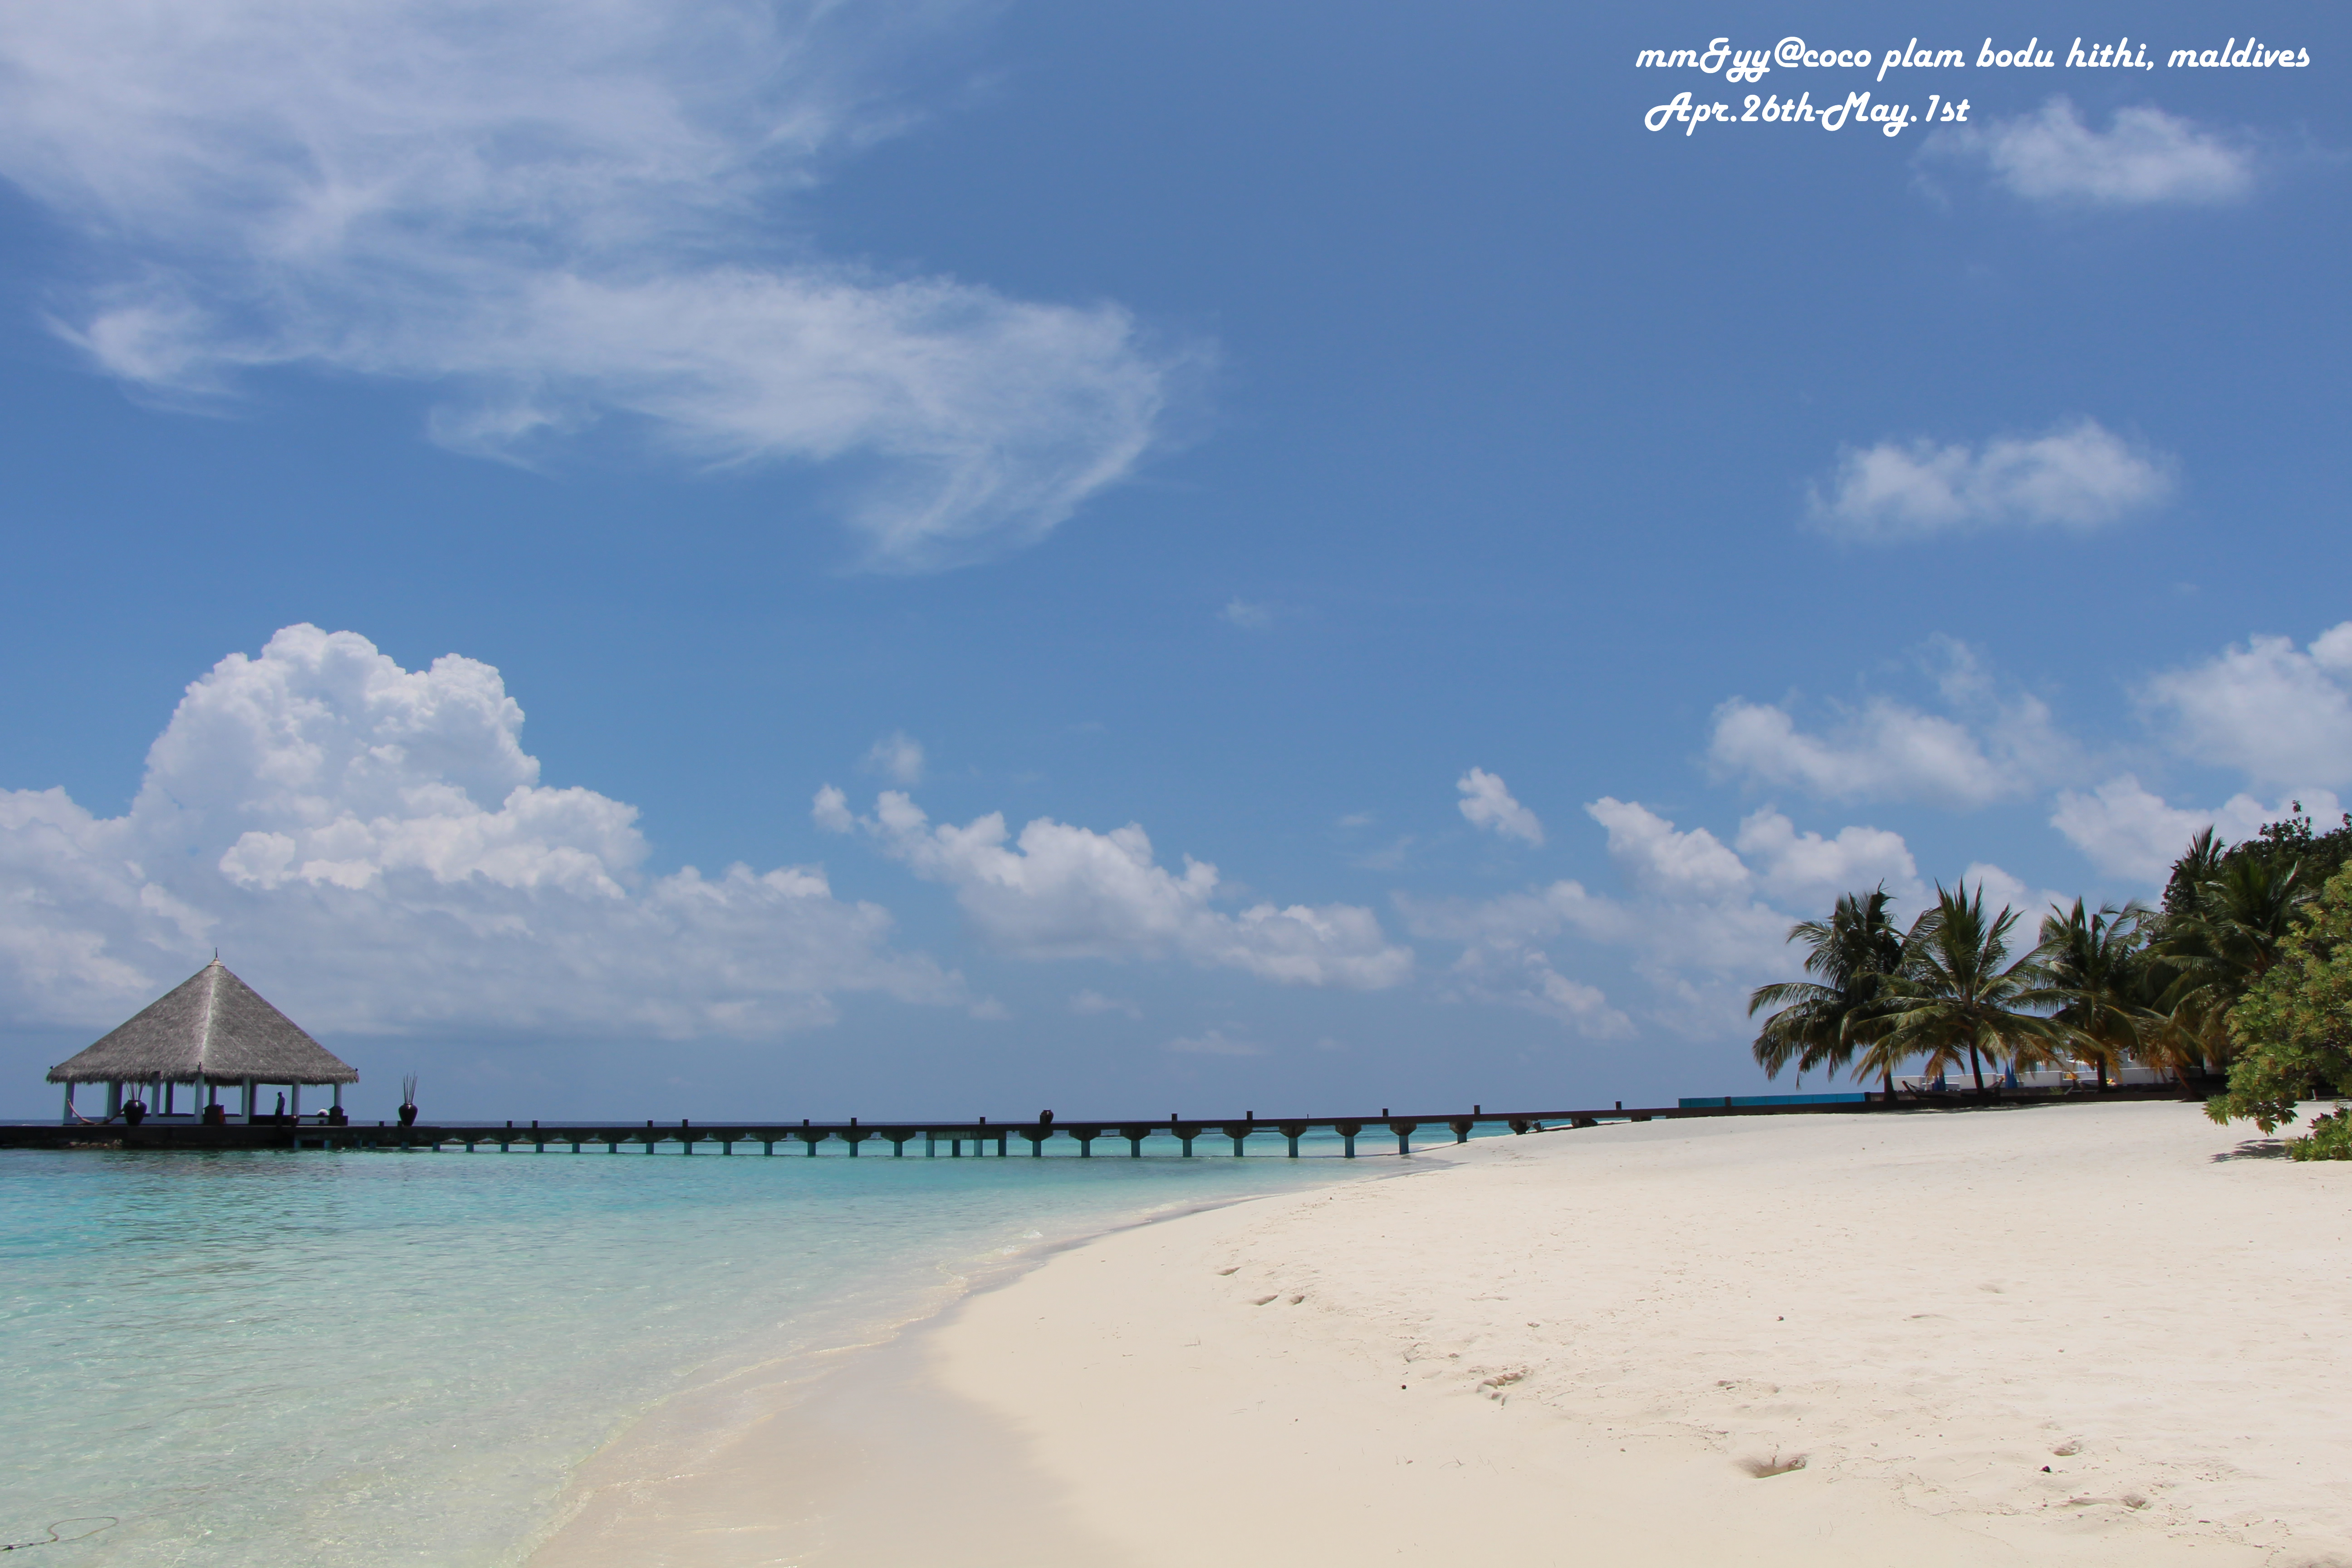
[540, 1101, 2349, 1567]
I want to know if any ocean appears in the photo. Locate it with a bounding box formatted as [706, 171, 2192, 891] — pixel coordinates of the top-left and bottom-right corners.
[0, 1139, 1382, 1564]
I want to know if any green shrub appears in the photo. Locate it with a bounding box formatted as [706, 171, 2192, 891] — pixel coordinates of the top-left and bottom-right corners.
[2211, 864, 2352, 1132]
[2287, 1108, 2352, 1161]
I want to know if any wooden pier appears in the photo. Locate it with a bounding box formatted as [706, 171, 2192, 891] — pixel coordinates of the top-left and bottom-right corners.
[0, 1085, 2195, 1156]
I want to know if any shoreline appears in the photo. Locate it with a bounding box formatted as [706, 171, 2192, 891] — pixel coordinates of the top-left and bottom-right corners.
[524, 1180, 1383, 1565]
[535, 1101, 2352, 1566]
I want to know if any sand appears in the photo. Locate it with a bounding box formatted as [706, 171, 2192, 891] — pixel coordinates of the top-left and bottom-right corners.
[541, 1100, 2352, 1568]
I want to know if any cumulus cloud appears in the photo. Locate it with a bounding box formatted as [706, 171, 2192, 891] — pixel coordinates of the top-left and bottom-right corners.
[861, 731, 926, 786]
[0, 1, 1178, 568]
[838, 790, 1412, 988]
[1710, 641, 2074, 809]
[2142, 624, 2352, 787]
[2050, 774, 2339, 883]
[1948, 97, 2254, 206]
[1960, 862, 2082, 932]
[0, 626, 969, 1036]
[1732, 811, 1919, 911]
[1810, 419, 2174, 541]
[1455, 767, 1544, 845]
[1402, 799, 1920, 1041]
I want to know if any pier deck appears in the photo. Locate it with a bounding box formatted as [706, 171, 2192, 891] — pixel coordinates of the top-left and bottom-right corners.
[0, 1085, 2195, 1155]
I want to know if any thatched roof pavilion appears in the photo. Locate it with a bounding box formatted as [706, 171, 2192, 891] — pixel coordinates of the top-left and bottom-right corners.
[47, 959, 356, 1124]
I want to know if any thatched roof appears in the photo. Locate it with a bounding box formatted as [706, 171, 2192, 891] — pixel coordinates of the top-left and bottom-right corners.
[47, 960, 357, 1085]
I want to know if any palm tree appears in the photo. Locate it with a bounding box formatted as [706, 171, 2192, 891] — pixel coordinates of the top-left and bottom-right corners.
[2035, 898, 2152, 1091]
[2151, 848, 2311, 1078]
[1749, 888, 1906, 1090]
[1878, 883, 2062, 1095]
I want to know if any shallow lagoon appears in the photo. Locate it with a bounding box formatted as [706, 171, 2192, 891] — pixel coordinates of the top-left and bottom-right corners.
[0, 1143, 1370, 1564]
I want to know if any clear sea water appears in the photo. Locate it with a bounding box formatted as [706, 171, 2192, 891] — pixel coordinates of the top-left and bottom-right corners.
[0, 1137, 1385, 1565]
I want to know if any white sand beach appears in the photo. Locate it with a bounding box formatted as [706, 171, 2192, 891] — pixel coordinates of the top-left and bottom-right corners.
[541, 1100, 2351, 1568]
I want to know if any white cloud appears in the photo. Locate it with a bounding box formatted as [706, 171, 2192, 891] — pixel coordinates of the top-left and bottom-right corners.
[1220, 598, 1272, 629]
[1443, 943, 1633, 1038]
[2143, 624, 2352, 786]
[1455, 767, 1544, 846]
[1953, 97, 2254, 206]
[1732, 810, 1919, 910]
[1810, 419, 2173, 541]
[2050, 774, 2339, 883]
[0, 2, 1179, 568]
[0, 626, 969, 1036]
[1712, 698, 2021, 808]
[1166, 1027, 1259, 1057]
[861, 731, 925, 785]
[844, 790, 1412, 988]
[1709, 642, 2074, 809]
[811, 784, 855, 833]
[1959, 862, 2081, 933]
[1067, 988, 1141, 1019]
[1402, 798, 1908, 1041]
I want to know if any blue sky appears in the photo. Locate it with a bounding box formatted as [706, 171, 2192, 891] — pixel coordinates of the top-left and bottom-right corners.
[0, 0, 2344, 1120]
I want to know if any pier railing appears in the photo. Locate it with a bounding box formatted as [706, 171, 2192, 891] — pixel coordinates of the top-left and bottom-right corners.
[0, 1083, 2199, 1155]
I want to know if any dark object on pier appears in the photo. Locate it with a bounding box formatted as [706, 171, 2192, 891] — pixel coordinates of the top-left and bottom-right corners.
[1039, 1109, 1054, 1126]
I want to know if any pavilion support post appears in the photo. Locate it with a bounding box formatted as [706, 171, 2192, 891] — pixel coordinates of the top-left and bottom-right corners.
[60, 1081, 74, 1123]
[241, 1078, 255, 1123]
[108, 1082, 123, 1118]
[291, 1085, 303, 1119]
[333, 1084, 343, 1112]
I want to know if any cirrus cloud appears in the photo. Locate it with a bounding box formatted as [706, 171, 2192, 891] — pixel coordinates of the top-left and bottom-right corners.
[0, 0, 1181, 569]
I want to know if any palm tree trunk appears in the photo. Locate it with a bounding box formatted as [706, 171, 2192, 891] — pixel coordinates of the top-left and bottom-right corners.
[1968, 1043, 1987, 1096]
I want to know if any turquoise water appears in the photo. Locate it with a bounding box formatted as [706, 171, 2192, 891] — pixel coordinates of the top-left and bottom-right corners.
[0, 1142, 1377, 1565]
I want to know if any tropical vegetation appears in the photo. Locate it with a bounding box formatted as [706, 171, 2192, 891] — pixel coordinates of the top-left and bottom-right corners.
[1746, 807, 2352, 1157]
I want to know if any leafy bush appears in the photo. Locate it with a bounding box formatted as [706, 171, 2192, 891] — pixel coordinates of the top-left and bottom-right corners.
[2287, 1108, 2352, 1161]
[2210, 863, 2352, 1132]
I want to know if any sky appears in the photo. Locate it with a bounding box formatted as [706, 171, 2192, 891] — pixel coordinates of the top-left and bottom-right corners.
[0, 0, 2345, 1122]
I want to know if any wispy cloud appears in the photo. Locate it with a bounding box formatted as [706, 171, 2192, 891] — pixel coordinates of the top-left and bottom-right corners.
[1810, 419, 2173, 541]
[861, 730, 926, 785]
[1943, 97, 2254, 206]
[1220, 597, 1273, 628]
[1166, 1027, 1259, 1056]
[0, 1, 1183, 568]
[1068, 988, 1141, 1019]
